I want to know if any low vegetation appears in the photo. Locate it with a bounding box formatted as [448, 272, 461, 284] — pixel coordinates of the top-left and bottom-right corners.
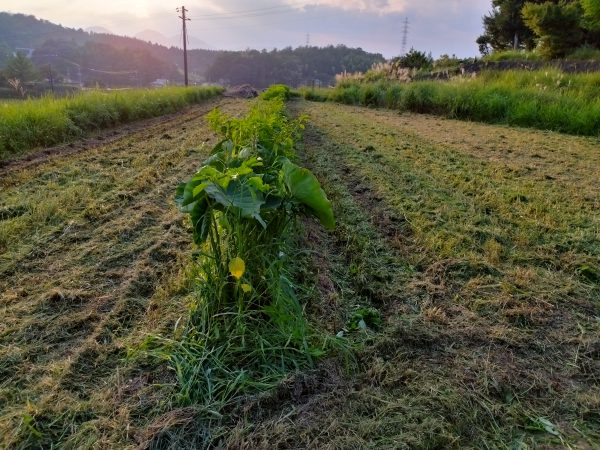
[0, 86, 223, 160]
[300, 69, 600, 136]
[139, 85, 340, 428]
[1, 80, 598, 449]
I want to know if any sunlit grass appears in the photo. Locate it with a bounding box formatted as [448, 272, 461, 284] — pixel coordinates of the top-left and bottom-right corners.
[0, 86, 224, 160]
[299, 69, 600, 136]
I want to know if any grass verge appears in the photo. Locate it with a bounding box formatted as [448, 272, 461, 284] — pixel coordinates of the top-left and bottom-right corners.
[299, 69, 600, 136]
[0, 86, 223, 161]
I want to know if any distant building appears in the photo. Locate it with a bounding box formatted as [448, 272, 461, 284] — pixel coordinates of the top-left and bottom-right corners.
[150, 78, 169, 87]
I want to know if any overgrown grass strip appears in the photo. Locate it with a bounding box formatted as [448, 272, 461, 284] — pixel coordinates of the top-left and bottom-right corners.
[0, 86, 224, 160]
[299, 69, 600, 136]
[139, 85, 343, 427]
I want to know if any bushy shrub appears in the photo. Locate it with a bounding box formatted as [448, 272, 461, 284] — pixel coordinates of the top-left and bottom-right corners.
[260, 84, 291, 100]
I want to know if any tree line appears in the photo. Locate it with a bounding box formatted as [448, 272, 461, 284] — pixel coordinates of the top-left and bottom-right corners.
[0, 12, 384, 93]
[478, 0, 600, 58]
[206, 46, 384, 89]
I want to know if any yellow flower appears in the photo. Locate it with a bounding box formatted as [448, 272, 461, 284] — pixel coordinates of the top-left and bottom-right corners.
[229, 257, 245, 280]
[241, 283, 252, 294]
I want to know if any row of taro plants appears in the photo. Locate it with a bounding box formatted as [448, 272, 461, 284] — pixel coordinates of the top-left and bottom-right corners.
[143, 86, 338, 419]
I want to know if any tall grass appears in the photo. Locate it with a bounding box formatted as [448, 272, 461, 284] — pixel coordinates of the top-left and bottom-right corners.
[0, 86, 223, 160]
[482, 50, 544, 62]
[299, 69, 600, 136]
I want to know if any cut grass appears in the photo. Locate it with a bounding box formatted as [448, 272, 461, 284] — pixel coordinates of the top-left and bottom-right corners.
[221, 101, 599, 448]
[1, 97, 598, 449]
[0, 86, 223, 161]
[0, 98, 248, 449]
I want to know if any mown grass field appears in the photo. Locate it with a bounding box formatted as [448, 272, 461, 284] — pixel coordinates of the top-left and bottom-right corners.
[0, 97, 249, 448]
[0, 97, 598, 448]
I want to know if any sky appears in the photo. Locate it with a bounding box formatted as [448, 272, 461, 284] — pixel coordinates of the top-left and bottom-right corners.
[3, 1, 492, 58]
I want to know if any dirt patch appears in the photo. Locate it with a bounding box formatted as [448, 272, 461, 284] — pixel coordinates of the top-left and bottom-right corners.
[224, 84, 259, 99]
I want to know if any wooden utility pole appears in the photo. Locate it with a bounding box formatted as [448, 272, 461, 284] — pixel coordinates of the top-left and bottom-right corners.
[177, 6, 190, 86]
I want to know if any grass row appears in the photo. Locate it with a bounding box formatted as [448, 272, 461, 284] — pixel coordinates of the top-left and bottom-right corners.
[138, 86, 344, 446]
[483, 47, 600, 61]
[0, 86, 224, 160]
[286, 101, 600, 447]
[299, 69, 600, 136]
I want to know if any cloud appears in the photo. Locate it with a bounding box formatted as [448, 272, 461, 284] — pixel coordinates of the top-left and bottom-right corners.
[292, 0, 406, 13]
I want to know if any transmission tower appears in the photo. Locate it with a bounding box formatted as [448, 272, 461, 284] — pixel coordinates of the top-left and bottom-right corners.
[401, 17, 409, 55]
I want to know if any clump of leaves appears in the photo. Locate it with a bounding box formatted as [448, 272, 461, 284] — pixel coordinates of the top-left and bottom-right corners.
[347, 307, 382, 332]
[260, 84, 292, 101]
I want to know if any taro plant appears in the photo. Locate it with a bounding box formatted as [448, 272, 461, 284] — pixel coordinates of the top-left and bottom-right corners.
[176, 97, 334, 324]
[144, 91, 339, 414]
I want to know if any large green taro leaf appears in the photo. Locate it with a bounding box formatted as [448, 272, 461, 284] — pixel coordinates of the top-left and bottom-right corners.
[282, 160, 335, 230]
[204, 180, 267, 227]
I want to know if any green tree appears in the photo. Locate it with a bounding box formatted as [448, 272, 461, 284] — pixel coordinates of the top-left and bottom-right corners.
[522, 1, 585, 57]
[394, 49, 433, 70]
[477, 0, 541, 53]
[581, 0, 600, 30]
[3, 52, 39, 82]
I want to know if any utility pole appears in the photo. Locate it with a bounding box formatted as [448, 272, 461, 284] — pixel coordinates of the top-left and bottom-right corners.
[401, 17, 409, 55]
[177, 6, 190, 86]
[306, 33, 310, 47]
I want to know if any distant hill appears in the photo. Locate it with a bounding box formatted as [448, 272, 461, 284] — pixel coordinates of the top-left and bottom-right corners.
[135, 29, 211, 50]
[0, 12, 385, 88]
[135, 29, 172, 47]
[86, 26, 113, 35]
[0, 12, 91, 48]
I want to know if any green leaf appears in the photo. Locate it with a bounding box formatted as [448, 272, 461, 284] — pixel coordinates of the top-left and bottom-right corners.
[192, 182, 209, 197]
[204, 180, 266, 227]
[247, 176, 270, 192]
[177, 178, 207, 209]
[210, 139, 233, 155]
[189, 199, 211, 244]
[175, 182, 186, 206]
[526, 416, 560, 436]
[282, 160, 335, 230]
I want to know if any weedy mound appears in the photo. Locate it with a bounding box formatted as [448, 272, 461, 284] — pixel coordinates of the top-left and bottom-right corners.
[140, 90, 341, 429]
